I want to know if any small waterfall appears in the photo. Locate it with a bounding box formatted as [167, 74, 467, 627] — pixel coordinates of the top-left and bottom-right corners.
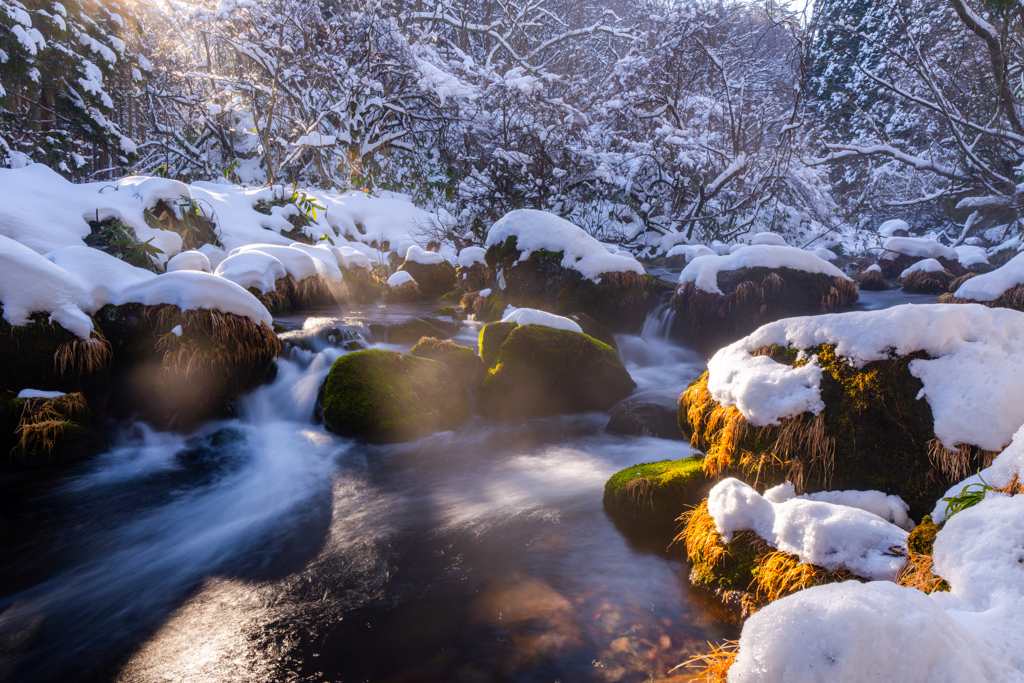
[640, 298, 677, 341]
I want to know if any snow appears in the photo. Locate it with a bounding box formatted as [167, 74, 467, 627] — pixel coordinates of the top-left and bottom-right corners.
[486, 209, 644, 282]
[708, 478, 908, 580]
[679, 245, 849, 294]
[763, 481, 912, 530]
[17, 389, 66, 399]
[864, 264, 882, 274]
[229, 244, 319, 282]
[706, 304, 1024, 451]
[478, 288, 492, 297]
[45, 245, 156, 309]
[214, 251, 287, 294]
[500, 307, 583, 333]
[404, 245, 446, 265]
[334, 245, 371, 271]
[166, 250, 212, 273]
[0, 235, 95, 338]
[108, 271, 273, 328]
[295, 133, 336, 147]
[458, 246, 487, 267]
[954, 245, 989, 267]
[666, 244, 716, 262]
[954, 252, 1024, 302]
[805, 246, 837, 261]
[900, 258, 945, 278]
[883, 236, 958, 260]
[878, 219, 909, 237]
[750, 232, 788, 246]
[386, 271, 415, 287]
[288, 243, 345, 282]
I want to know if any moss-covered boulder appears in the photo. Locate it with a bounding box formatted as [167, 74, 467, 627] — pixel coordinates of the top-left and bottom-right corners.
[603, 457, 710, 529]
[679, 343, 991, 520]
[382, 278, 424, 303]
[462, 289, 507, 323]
[671, 265, 858, 355]
[457, 262, 488, 293]
[319, 349, 471, 443]
[476, 323, 636, 420]
[95, 303, 279, 428]
[567, 312, 618, 352]
[0, 392, 105, 465]
[410, 337, 485, 392]
[367, 318, 452, 344]
[399, 255, 457, 301]
[483, 234, 657, 333]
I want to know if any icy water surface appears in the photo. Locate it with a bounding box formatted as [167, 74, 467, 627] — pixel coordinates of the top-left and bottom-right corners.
[0, 302, 740, 683]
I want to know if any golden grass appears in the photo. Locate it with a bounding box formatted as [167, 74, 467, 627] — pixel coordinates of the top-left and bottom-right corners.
[677, 500, 728, 567]
[151, 307, 280, 379]
[855, 268, 887, 290]
[896, 551, 948, 594]
[625, 477, 655, 509]
[54, 333, 112, 377]
[681, 373, 835, 486]
[752, 551, 827, 602]
[926, 439, 1000, 482]
[383, 280, 423, 303]
[14, 392, 88, 456]
[600, 270, 648, 290]
[823, 278, 860, 312]
[901, 269, 953, 294]
[673, 640, 739, 682]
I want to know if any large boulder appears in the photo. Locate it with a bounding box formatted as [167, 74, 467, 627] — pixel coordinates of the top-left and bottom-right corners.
[476, 322, 636, 420]
[677, 304, 1024, 519]
[670, 246, 858, 355]
[398, 246, 457, 300]
[410, 337, 485, 392]
[877, 236, 965, 279]
[319, 349, 471, 443]
[481, 210, 657, 332]
[939, 251, 1024, 311]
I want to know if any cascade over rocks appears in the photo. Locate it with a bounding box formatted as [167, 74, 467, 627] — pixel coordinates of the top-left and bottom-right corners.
[319, 349, 471, 443]
[475, 322, 636, 420]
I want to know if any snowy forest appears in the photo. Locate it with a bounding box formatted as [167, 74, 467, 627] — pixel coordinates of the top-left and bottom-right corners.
[7, 0, 1024, 682]
[4, 0, 1023, 251]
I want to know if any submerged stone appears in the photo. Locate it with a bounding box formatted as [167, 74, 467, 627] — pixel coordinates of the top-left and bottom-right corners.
[320, 349, 471, 443]
[475, 323, 636, 420]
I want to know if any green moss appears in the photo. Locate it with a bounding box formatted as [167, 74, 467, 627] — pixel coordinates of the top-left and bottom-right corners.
[476, 324, 636, 420]
[603, 457, 709, 529]
[479, 321, 518, 368]
[434, 306, 459, 317]
[410, 337, 485, 391]
[567, 311, 618, 352]
[907, 515, 941, 556]
[320, 349, 471, 443]
[690, 532, 765, 594]
[484, 236, 655, 332]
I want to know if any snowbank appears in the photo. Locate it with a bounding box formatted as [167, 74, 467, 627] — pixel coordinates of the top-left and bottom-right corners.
[706, 304, 1024, 451]
[0, 235, 95, 338]
[729, 425, 1024, 682]
[166, 250, 212, 273]
[45, 245, 156, 309]
[679, 245, 849, 294]
[877, 219, 909, 237]
[108, 271, 273, 328]
[883, 236, 958, 261]
[386, 271, 415, 287]
[763, 481, 912, 530]
[230, 244, 320, 282]
[214, 251, 287, 294]
[405, 245, 446, 265]
[954, 252, 1024, 302]
[750, 233, 788, 247]
[666, 244, 716, 262]
[955, 245, 989, 268]
[708, 478, 908, 581]
[486, 209, 644, 282]
[458, 246, 487, 267]
[500, 307, 583, 333]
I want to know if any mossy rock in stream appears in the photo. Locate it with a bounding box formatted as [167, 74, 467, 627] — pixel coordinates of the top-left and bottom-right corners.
[95, 303, 280, 429]
[367, 318, 452, 344]
[900, 268, 954, 294]
[670, 267, 859, 355]
[399, 259, 457, 301]
[678, 345, 991, 520]
[476, 323, 636, 420]
[319, 349, 471, 443]
[566, 312, 618, 352]
[603, 457, 710, 529]
[0, 310, 112, 408]
[878, 253, 964, 280]
[410, 337, 484, 392]
[484, 235, 660, 333]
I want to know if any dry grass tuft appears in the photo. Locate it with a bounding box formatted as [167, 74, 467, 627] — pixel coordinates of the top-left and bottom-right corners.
[54, 333, 112, 377]
[897, 552, 948, 594]
[752, 551, 827, 602]
[152, 308, 280, 379]
[926, 439, 1000, 482]
[901, 269, 954, 294]
[938, 282, 1024, 312]
[855, 268, 888, 290]
[823, 278, 860, 312]
[625, 477, 655, 508]
[600, 270, 648, 290]
[674, 640, 740, 682]
[677, 500, 728, 567]
[14, 392, 89, 456]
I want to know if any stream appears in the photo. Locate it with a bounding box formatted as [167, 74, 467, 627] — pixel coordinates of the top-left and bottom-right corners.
[0, 290, 932, 683]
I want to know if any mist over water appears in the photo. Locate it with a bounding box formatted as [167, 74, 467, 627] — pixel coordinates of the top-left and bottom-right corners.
[0, 303, 735, 683]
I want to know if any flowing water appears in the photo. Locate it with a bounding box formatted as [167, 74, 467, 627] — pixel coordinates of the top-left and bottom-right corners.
[0, 301, 737, 683]
[0, 289, 928, 683]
